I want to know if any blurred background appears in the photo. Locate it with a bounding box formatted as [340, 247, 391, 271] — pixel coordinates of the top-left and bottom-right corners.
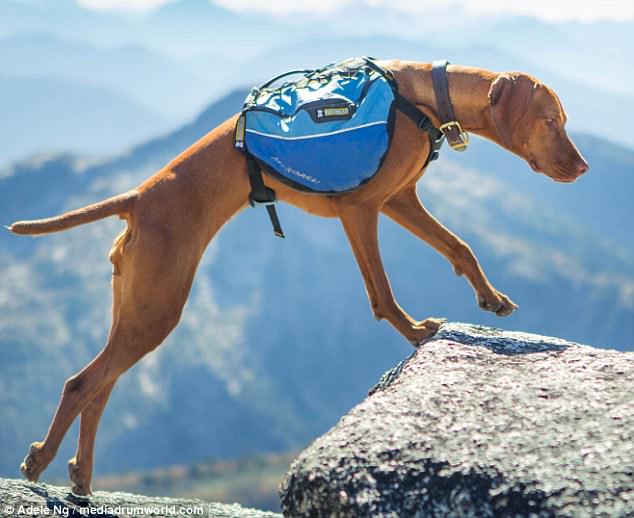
[0, 0, 632, 512]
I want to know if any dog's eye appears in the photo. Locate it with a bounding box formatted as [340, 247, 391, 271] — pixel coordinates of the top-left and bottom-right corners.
[545, 118, 557, 129]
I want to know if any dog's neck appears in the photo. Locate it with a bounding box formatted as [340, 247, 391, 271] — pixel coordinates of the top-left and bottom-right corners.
[390, 62, 501, 145]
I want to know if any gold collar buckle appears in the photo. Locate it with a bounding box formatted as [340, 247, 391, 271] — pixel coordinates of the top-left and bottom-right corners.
[439, 121, 469, 151]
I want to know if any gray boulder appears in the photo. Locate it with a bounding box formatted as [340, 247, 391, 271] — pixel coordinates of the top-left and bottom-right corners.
[280, 323, 634, 517]
[0, 478, 281, 518]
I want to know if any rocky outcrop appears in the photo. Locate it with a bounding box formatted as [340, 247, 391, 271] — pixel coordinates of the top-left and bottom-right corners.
[280, 323, 634, 517]
[0, 478, 281, 518]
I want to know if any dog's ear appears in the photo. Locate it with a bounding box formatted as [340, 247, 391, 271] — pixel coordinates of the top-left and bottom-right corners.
[488, 73, 535, 148]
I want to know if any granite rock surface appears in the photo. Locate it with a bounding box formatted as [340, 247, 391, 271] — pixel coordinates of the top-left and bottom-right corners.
[280, 323, 634, 517]
[0, 477, 281, 518]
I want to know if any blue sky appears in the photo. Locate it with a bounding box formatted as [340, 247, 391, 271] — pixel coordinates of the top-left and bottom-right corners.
[75, 0, 634, 22]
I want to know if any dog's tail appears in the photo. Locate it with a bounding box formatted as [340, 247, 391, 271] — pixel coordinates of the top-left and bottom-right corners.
[7, 191, 138, 236]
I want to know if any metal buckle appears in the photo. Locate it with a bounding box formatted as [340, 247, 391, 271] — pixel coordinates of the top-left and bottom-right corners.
[439, 121, 469, 151]
[249, 193, 276, 208]
[234, 114, 247, 149]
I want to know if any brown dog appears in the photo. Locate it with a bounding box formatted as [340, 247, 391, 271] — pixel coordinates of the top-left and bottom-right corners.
[9, 60, 588, 495]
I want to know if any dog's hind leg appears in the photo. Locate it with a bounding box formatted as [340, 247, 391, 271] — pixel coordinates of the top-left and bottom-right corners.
[336, 200, 444, 346]
[67, 243, 126, 495]
[67, 381, 115, 495]
[20, 220, 207, 486]
[383, 187, 518, 316]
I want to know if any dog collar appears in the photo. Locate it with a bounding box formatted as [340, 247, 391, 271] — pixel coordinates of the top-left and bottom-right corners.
[432, 60, 470, 151]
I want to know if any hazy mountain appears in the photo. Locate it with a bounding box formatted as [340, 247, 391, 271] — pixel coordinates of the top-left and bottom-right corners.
[0, 89, 632, 483]
[0, 0, 124, 47]
[2, 0, 630, 97]
[0, 31, 232, 166]
[142, 0, 311, 59]
[0, 0, 319, 59]
[469, 17, 634, 99]
[451, 133, 634, 251]
[0, 74, 168, 164]
[0, 34, 219, 121]
[325, 12, 633, 98]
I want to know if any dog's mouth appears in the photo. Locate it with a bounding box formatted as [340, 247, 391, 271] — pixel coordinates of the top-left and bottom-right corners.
[529, 159, 541, 173]
[552, 175, 577, 183]
[532, 158, 581, 183]
[550, 163, 583, 183]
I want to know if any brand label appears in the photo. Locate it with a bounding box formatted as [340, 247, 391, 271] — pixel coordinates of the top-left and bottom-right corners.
[316, 106, 351, 119]
[271, 156, 321, 184]
[324, 107, 350, 117]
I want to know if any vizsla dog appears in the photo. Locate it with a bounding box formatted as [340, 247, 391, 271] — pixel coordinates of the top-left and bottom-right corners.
[9, 60, 588, 495]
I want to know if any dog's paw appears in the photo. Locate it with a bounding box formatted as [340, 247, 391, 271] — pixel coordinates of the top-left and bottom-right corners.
[477, 291, 518, 317]
[68, 457, 92, 496]
[20, 442, 47, 482]
[409, 317, 446, 347]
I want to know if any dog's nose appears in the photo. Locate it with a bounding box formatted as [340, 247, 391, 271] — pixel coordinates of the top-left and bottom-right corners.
[576, 159, 589, 175]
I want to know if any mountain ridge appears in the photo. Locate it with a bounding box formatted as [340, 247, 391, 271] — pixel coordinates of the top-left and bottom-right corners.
[0, 74, 169, 165]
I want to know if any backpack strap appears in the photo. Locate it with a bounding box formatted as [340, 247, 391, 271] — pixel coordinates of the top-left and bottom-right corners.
[246, 156, 285, 239]
[394, 94, 444, 163]
[236, 114, 284, 238]
[363, 57, 444, 163]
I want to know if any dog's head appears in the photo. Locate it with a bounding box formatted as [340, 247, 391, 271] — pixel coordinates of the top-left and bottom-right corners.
[488, 73, 588, 182]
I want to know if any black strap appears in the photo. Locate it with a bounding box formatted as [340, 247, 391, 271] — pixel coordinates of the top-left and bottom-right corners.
[395, 94, 445, 163]
[395, 94, 433, 132]
[431, 60, 469, 151]
[247, 156, 285, 238]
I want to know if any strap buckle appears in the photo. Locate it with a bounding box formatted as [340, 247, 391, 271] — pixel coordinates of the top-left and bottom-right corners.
[249, 198, 276, 207]
[249, 189, 276, 208]
[234, 114, 246, 149]
[439, 121, 469, 151]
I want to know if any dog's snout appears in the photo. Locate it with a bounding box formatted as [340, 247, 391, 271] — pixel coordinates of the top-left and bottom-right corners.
[576, 159, 589, 176]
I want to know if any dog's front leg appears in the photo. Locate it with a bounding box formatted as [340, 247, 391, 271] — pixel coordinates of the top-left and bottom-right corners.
[336, 200, 444, 346]
[383, 187, 518, 316]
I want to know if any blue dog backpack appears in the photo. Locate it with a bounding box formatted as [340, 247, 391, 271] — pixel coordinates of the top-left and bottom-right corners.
[234, 57, 445, 237]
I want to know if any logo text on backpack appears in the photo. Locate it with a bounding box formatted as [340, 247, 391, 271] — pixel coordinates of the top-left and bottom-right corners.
[271, 156, 321, 184]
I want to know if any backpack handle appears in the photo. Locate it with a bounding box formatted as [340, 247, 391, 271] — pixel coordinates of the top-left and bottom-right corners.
[259, 69, 315, 89]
